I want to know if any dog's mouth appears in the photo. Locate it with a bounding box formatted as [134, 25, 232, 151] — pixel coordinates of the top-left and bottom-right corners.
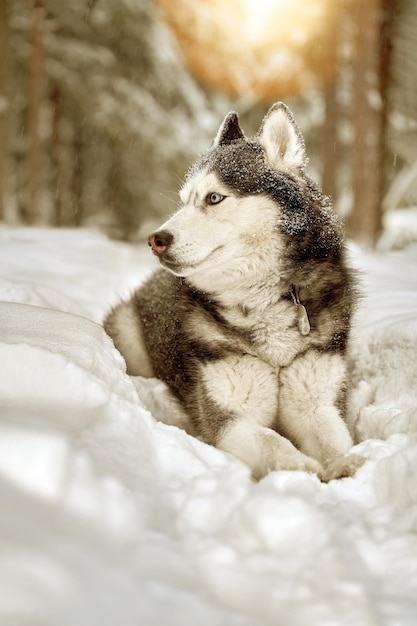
[158, 245, 225, 276]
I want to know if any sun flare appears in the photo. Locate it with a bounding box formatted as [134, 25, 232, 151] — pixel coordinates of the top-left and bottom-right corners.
[157, 0, 337, 100]
[242, 0, 326, 48]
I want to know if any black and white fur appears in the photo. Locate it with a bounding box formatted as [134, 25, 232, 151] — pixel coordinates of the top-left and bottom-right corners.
[104, 102, 362, 481]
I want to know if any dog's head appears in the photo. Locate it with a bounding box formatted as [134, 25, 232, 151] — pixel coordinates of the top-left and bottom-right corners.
[148, 102, 330, 293]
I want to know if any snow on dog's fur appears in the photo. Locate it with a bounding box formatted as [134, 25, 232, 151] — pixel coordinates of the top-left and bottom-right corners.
[104, 102, 363, 481]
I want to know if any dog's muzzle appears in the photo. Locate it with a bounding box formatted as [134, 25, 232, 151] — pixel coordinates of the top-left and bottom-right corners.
[148, 231, 173, 255]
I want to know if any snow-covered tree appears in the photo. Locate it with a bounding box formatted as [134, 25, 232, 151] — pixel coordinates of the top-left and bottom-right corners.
[8, 0, 224, 235]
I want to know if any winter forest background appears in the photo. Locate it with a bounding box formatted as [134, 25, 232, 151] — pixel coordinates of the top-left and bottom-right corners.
[1, 0, 417, 245]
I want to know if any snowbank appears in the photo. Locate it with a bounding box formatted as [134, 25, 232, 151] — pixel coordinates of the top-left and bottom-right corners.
[0, 226, 416, 626]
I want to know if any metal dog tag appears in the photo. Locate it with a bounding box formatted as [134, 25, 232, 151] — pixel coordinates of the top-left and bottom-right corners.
[296, 303, 310, 336]
[290, 284, 311, 336]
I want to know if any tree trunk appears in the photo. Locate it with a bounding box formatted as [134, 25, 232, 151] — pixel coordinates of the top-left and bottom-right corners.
[380, 0, 398, 200]
[321, 1, 340, 203]
[51, 85, 63, 226]
[72, 119, 84, 226]
[25, 0, 45, 224]
[0, 0, 10, 220]
[347, 0, 387, 244]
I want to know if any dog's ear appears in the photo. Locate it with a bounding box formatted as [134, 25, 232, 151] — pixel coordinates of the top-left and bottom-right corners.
[213, 111, 245, 147]
[258, 102, 307, 172]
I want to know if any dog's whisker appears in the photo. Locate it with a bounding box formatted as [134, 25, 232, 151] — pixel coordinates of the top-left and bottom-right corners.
[159, 192, 180, 207]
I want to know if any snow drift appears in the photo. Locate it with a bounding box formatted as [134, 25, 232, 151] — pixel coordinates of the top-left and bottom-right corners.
[0, 226, 416, 626]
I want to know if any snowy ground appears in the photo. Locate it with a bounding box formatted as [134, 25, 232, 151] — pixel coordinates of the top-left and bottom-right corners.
[0, 225, 416, 626]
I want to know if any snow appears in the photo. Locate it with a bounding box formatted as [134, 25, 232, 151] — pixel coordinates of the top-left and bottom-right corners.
[0, 225, 417, 626]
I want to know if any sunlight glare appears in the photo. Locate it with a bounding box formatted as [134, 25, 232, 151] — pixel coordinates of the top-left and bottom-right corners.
[241, 0, 329, 49]
[157, 0, 337, 100]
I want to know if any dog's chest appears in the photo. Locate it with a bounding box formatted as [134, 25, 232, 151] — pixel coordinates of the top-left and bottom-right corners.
[222, 300, 307, 368]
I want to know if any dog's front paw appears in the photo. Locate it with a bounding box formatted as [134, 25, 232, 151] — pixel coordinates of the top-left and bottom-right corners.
[262, 453, 324, 481]
[321, 454, 366, 482]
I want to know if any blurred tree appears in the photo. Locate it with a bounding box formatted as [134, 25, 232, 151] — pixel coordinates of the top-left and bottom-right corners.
[8, 0, 222, 234]
[384, 0, 417, 210]
[49, 0, 224, 234]
[0, 0, 10, 219]
[320, 0, 341, 202]
[25, 0, 45, 224]
[345, 0, 397, 243]
[319, 0, 399, 244]
[346, 0, 385, 242]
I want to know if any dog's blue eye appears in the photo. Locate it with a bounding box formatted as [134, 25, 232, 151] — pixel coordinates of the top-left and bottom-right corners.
[207, 192, 224, 205]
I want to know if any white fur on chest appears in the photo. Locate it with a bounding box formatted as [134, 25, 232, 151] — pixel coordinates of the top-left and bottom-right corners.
[222, 298, 306, 368]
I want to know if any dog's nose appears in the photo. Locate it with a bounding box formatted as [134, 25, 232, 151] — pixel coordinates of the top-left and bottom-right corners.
[148, 231, 173, 255]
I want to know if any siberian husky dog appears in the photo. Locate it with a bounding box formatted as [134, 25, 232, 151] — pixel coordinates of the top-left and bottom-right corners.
[104, 102, 363, 481]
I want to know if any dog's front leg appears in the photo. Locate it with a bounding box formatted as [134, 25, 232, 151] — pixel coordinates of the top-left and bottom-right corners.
[277, 349, 364, 481]
[195, 353, 323, 480]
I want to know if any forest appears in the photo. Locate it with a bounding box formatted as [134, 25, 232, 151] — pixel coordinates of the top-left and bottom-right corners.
[1, 0, 416, 244]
